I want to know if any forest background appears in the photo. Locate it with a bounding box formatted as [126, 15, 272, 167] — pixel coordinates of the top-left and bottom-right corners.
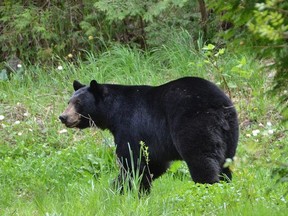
[0, 0, 287, 215]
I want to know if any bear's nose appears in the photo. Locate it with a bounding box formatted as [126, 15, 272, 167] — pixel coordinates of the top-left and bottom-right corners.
[59, 115, 67, 123]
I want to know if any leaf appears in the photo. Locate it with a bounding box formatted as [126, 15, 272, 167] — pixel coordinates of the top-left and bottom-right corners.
[202, 44, 215, 51]
[218, 48, 225, 55]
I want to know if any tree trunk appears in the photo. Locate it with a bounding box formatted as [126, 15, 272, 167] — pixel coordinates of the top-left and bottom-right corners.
[198, 0, 208, 39]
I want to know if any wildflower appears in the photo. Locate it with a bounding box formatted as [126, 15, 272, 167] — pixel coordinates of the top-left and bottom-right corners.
[268, 129, 274, 135]
[24, 112, 29, 117]
[57, 65, 63, 70]
[0, 115, 4, 120]
[68, 53, 73, 58]
[18, 132, 22, 136]
[252, 129, 260, 136]
[88, 35, 93, 40]
[267, 121, 272, 127]
[246, 134, 251, 138]
[59, 129, 68, 134]
[17, 64, 22, 68]
[14, 120, 20, 125]
[258, 123, 264, 127]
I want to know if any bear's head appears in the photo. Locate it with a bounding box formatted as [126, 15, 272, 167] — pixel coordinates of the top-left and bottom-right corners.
[59, 80, 108, 129]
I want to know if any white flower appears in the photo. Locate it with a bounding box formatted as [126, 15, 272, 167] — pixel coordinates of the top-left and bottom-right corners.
[0, 115, 4, 120]
[57, 65, 63, 70]
[267, 121, 272, 127]
[246, 134, 251, 138]
[59, 129, 68, 134]
[268, 129, 274, 135]
[14, 120, 20, 125]
[252, 129, 260, 136]
[17, 64, 22, 68]
[18, 132, 22, 136]
[280, 196, 286, 203]
[24, 112, 29, 117]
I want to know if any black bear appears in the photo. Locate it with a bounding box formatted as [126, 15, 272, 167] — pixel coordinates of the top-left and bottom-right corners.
[59, 77, 238, 192]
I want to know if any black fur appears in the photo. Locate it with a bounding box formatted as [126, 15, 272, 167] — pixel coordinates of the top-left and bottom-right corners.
[61, 77, 239, 192]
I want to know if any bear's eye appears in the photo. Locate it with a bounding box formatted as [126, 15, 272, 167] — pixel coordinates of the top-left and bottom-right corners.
[75, 99, 81, 106]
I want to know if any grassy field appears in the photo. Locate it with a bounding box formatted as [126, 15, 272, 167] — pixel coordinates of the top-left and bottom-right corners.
[0, 35, 287, 215]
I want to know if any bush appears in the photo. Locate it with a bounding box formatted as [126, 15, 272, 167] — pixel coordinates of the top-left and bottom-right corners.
[0, 1, 100, 64]
[0, 0, 201, 65]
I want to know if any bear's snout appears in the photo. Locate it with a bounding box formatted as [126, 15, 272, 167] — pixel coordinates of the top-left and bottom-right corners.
[59, 111, 81, 128]
[59, 115, 67, 123]
[59, 102, 82, 128]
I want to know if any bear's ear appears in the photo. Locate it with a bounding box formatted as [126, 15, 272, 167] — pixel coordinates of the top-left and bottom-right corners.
[90, 80, 98, 91]
[89, 80, 108, 96]
[73, 80, 85, 91]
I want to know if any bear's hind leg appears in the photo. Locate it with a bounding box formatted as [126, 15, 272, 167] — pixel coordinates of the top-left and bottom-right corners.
[185, 156, 221, 184]
[172, 114, 227, 184]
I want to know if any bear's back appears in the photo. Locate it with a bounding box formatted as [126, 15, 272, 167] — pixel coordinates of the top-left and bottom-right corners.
[152, 77, 233, 112]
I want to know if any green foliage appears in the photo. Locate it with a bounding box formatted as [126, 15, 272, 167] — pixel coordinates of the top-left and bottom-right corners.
[207, 0, 288, 122]
[198, 42, 261, 99]
[248, 1, 288, 41]
[94, 0, 199, 47]
[95, 0, 145, 21]
[0, 0, 201, 64]
[0, 0, 98, 64]
[247, 1, 288, 121]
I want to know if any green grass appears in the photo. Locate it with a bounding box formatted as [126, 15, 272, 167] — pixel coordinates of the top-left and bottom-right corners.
[0, 37, 287, 215]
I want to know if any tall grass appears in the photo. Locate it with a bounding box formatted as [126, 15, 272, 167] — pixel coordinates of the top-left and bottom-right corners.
[0, 34, 287, 215]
